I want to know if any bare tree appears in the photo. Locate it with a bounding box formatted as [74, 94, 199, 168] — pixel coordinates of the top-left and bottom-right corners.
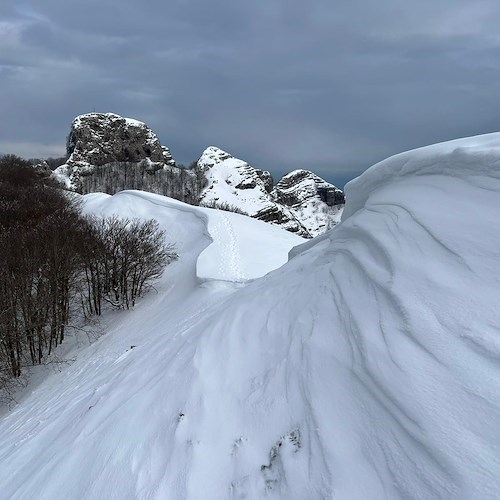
[80, 216, 177, 310]
[0, 155, 178, 400]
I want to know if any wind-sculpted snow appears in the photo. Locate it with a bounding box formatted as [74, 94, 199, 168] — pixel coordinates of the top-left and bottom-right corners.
[1, 135, 500, 499]
[342, 131, 500, 220]
[81, 190, 305, 283]
[196, 208, 304, 282]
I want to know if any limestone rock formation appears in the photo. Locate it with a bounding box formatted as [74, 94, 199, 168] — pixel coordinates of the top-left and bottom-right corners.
[67, 113, 175, 169]
[55, 113, 176, 192]
[31, 160, 53, 178]
[197, 147, 310, 237]
[54, 113, 204, 204]
[54, 113, 345, 237]
[272, 170, 345, 237]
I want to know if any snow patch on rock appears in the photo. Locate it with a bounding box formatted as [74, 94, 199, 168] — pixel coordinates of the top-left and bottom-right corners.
[198, 146, 310, 237]
[272, 169, 345, 237]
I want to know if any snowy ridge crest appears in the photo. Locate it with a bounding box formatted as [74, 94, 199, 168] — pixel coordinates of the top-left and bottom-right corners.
[1, 133, 500, 498]
[197, 146, 344, 237]
[343, 131, 500, 220]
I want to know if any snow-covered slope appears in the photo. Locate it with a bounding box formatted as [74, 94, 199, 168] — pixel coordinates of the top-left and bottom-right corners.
[2, 133, 500, 499]
[197, 148, 346, 238]
[197, 146, 310, 237]
[81, 190, 305, 285]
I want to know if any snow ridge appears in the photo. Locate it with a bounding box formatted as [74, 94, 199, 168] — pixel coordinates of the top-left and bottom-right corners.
[2, 133, 500, 499]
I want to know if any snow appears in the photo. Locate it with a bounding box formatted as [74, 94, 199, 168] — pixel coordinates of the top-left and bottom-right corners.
[2, 134, 500, 499]
[82, 190, 305, 283]
[272, 169, 344, 237]
[197, 207, 304, 282]
[198, 146, 273, 216]
[197, 147, 311, 236]
[342, 131, 500, 220]
[51, 163, 72, 188]
[73, 112, 148, 130]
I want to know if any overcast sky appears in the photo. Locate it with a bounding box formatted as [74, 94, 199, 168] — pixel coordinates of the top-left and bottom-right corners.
[2, 1, 500, 186]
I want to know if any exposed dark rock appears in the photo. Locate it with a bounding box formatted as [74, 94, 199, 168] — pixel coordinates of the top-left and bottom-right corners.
[32, 160, 53, 178]
[272, 170, 345, 237]
[54, 113, 206, 204]
[66, 113, 175, 169]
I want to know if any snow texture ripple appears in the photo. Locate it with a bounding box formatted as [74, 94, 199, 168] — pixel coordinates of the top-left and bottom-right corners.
[1, 133, 500, 499]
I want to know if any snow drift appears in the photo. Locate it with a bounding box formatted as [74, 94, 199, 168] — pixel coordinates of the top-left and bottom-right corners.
[1, 133, 500, 499]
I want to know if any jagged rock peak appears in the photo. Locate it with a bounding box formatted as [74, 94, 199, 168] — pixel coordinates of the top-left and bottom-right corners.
[198, 146, 234, 166]
[67, 112, 175, 169]
[198, 146, 273, 192]
[272, 169, 345, 238]
[273, 169, 345, 207]
[197, 146, 310, 237]
[54, 112, 181, 194]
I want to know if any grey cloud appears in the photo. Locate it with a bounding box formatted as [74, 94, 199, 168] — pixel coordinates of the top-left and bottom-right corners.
[2, 0, 500, 186]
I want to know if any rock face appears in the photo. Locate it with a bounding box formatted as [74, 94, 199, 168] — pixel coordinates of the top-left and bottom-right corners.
[67, 113, 175, 169]
[197, 147, 310, 237]
[54, 113, 345, 237]
[55, 113, 177, 192]
[197, 148, 345, 237]
[54, 113, 205, 204]
[272, 169, 345, 237]
[31, 160, 53, 178]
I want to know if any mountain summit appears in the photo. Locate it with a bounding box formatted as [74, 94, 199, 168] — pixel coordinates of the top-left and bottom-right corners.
[196, 147, 345, 237]
[55, 113, 344, 237]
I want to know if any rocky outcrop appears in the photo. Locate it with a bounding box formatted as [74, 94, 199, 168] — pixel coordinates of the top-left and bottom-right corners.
[54, 113, 205, 204]
[197, 147, 310, 237]
[31, 160, 53, 178]
[55, 113, 178, 192]
[67, 113, 175, 169]
[272, 170, 345, 237]
[54, 113, 345, 238]
[273, 170, 344, 207]
[196, 149, 345, 237]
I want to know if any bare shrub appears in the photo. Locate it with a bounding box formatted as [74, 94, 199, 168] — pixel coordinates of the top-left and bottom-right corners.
[200, 199, 247, 215]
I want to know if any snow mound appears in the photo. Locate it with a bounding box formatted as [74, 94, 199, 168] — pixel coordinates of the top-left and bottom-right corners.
[1, 134, 500, 499]
[343, 131, 500, 220]
[80, 190, 305, 283]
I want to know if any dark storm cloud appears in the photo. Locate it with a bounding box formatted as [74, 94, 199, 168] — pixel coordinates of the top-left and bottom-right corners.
[2, 0, 500, 185]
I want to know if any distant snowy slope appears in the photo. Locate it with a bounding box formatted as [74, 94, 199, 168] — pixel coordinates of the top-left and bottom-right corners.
[196, 208, 304, 282]
[1, 134, 500, 499]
